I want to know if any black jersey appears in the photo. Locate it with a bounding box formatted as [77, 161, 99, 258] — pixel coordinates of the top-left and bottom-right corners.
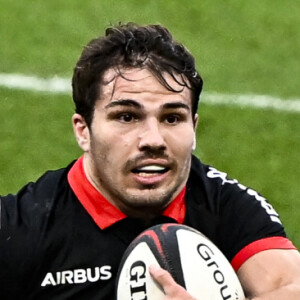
[0, 155, 295, 299]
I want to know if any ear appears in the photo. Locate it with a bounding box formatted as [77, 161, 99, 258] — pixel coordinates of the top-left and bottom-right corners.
[192, 114, 199, 151]
[193, 113, 199, 129]
[72, 113, 90, 152]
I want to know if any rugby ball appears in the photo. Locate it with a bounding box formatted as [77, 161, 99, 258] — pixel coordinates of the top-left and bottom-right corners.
[116, 223, 245, 300]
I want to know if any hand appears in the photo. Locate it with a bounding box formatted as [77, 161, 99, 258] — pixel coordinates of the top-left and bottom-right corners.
[149, 265, 197, 300]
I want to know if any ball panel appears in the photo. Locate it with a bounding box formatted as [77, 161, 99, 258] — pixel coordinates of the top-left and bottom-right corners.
[177, 229, 245, 299]
[117, 241, 164, 300]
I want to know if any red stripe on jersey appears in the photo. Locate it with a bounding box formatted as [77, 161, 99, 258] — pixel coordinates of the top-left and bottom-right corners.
[68, 156, 127, 229]
[231, 236, 297, 271]
[67, 156, 186, 229]
[162, 187, 186, 224]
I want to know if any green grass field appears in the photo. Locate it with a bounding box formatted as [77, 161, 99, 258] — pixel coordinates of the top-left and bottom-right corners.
[0, 1, 300, 246]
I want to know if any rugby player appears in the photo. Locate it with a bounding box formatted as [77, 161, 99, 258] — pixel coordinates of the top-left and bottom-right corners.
[1, 23, 300, 299]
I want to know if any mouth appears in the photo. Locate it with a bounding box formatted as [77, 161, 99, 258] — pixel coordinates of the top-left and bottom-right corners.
[131, 165, 170, 177]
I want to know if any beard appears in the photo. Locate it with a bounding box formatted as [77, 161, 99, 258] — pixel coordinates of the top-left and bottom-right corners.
[88, 134, 191, 218]
[116, 186, 176, 209]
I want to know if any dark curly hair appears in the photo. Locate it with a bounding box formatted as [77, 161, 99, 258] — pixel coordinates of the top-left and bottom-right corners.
[72, 23, 203, 127]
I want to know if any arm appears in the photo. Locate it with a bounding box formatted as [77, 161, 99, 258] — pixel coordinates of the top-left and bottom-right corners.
[150, 249, 300, 300]
[237, 249, 300, 299]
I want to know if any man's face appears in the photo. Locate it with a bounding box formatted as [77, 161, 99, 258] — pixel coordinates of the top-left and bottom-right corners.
[74, 68, 198, 217]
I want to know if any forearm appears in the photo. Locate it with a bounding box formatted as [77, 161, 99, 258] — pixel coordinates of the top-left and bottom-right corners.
[245, 282, 300, 300]
[237, 249, 300, 300]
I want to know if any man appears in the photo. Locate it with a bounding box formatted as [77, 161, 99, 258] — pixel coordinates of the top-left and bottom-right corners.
[1, 23, 300, 299]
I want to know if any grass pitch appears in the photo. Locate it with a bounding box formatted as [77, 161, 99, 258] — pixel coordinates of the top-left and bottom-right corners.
[0, 0, 300, 246]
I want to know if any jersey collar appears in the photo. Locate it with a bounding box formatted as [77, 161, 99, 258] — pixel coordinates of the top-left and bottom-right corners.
[67, 156, 186, 229]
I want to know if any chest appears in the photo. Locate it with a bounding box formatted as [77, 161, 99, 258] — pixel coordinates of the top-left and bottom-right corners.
[23, 206, 147, 299]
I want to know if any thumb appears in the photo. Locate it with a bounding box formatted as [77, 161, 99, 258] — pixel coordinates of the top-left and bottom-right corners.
[149, 265, 196, 299]
[149, 265, 176, 293]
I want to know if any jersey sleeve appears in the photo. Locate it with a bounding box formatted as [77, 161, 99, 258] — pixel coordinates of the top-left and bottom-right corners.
[206, 166, 297, 270]
[0, 168, 67, 298]
[0, 187, 38, 298]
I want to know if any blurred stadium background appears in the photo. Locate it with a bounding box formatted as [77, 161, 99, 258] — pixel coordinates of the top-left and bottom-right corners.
[0, 1, 299, 246]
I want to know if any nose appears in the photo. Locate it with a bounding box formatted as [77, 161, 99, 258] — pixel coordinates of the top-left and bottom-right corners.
[138, 118, 166, 151]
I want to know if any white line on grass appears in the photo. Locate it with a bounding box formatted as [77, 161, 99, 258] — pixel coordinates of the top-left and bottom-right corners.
[0, 73, 71, 94]
[1, 73, 300, 114]
[204, 92, 300, 113]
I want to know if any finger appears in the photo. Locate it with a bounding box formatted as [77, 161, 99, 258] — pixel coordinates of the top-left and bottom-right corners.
[149, 265, 176, 292]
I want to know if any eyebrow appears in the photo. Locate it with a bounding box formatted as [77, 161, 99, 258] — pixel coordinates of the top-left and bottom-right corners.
[104, 99, 190, 111]
[104, 99, 143, 109]
[162, 102, 190, 111]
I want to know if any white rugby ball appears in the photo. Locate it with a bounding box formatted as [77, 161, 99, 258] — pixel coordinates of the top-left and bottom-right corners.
[116, 223, 245, 300]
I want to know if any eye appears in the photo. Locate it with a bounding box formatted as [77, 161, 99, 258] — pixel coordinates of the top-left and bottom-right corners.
[118, 113, 137, 123]
[164, 114, 181, 125]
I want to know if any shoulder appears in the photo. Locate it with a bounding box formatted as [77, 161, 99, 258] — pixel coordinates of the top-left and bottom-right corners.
[190, 155, 243, 191]
[189, 155, 280, 224]
[189, 155, 238, 193]
[0, 162, 75, 229]
[188, 155, 243, 208]
[188, 156, 286, 260]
